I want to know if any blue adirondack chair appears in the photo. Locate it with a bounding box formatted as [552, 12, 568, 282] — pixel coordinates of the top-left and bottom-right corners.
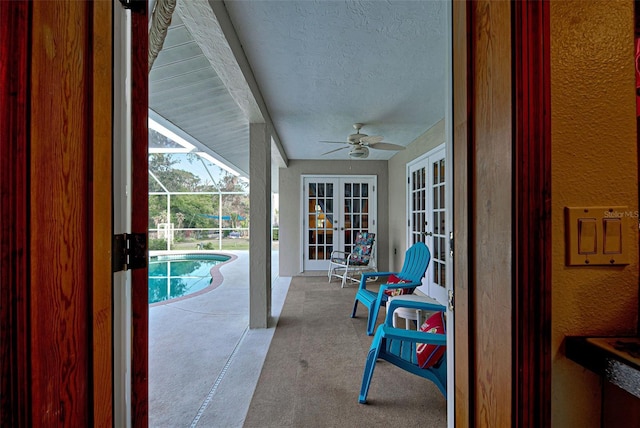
[351, 241, 431, 335]
[359, 298, 447, 404]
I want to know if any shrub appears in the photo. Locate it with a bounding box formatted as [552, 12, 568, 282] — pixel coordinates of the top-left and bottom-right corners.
[148, 238, 168, 251]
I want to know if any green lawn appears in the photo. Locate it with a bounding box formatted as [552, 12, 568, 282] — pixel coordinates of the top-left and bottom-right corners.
[153, 235, 279, 252]
[172, 237, 250, 251]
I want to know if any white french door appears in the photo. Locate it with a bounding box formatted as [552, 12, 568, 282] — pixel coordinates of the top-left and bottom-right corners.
[302, 175, 377, 271]
[407, 145, 447, 305]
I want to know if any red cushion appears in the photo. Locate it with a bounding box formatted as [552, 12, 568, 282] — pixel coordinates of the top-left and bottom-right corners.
[383, 274, 412, 296]
[416, 312, 446, 368]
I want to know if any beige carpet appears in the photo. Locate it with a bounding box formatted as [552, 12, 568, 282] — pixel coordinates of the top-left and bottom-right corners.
[243, 276, 446, 428]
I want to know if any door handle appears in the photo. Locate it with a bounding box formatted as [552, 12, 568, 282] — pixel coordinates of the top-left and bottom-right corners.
[423, 231, 433, 237]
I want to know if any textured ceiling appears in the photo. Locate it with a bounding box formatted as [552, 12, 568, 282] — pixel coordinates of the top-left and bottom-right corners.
[224, 0, 447, 160]
[149, 0, 447, 173]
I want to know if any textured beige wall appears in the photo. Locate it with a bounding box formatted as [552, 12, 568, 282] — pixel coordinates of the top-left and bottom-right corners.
[387, 120, 445, 271]
[551, 1, 639, 426]
[278, 160, 388, 276]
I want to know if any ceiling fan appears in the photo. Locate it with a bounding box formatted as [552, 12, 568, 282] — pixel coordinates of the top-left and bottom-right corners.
[320, 123, 405, 159]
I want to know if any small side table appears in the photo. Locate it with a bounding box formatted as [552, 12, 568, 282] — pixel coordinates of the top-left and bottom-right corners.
[387, 294, 440, 330]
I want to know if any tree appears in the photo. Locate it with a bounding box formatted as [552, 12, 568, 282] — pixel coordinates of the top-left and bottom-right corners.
[149, 153, 201, 192]
[215, 173, 249, 230]
[147, 150, 250, 238]
[148, 153, 215, 231]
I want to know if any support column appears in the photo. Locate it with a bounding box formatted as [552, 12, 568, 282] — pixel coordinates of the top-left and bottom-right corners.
[249, 123, 272, 328]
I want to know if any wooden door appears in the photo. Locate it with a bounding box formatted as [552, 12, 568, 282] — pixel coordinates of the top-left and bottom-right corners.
[452, 1, 551, 426]
[1, 1, 114, 425]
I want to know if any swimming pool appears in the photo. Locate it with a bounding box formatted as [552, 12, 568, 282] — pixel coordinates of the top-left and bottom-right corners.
[148, 253, 231, 304]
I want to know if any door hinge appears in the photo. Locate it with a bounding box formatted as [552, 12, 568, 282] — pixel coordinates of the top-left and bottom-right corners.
[119, 0, 146, 13]
[448, 289, 454, 312]
[449, 231, 454, 258]
[113, 233, 148, 272]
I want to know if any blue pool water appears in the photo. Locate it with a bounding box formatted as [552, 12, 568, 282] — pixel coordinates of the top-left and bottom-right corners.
[148, 254, 231, 304]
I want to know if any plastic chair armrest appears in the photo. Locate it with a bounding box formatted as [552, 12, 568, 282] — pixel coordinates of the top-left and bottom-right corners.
[377, 281, 420, 295]
[378, 324, 447, 345]
[358, 271, 396, 291]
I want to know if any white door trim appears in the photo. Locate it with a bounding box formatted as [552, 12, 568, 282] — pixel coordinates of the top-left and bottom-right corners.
[113, 3, 132, 427]
[444, 0, 455, 424]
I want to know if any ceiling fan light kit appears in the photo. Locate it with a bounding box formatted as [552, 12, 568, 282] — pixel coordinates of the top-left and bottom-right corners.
[320, 123, 406, 159]
[349, 146, 369, 158]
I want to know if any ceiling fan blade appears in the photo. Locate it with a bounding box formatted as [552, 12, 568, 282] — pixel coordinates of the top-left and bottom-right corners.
[319, 140, 349, 144]
[360, 135, 384, 145]
[321, 146, 349, 156]
[369, 142, 406, 151]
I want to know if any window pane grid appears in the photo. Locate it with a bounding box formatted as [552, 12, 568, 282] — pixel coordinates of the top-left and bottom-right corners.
[307, 181, 334, 260]
[431, 159, 446, 289]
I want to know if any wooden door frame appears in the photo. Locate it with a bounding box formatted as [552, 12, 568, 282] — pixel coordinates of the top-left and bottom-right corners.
[0, 1, 30, 425]
[512, 1, 551, 426]
[0, 0, 551, 425]
[131, 2, 150, 426]
[453, 0, 551, 425]
[452, 1, 471, 425]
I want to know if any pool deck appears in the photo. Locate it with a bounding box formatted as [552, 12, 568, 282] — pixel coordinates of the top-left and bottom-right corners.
[149, 250, 290, 427]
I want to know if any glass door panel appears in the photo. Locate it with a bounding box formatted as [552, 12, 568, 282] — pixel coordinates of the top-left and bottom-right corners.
[343, 182, 371, 254]
[410, 166, 427, 245]
[305, 180, 335, 267]
[431, 158, 446, 292]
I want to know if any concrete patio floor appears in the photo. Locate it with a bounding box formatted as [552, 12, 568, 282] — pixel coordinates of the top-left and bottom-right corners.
[149, 250, 290, 427]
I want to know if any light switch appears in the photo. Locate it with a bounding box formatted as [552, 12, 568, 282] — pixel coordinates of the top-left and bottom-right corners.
[565, 206, 631, 265]
[577, 219, 597, 254]
[603, 218, 622, 254]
